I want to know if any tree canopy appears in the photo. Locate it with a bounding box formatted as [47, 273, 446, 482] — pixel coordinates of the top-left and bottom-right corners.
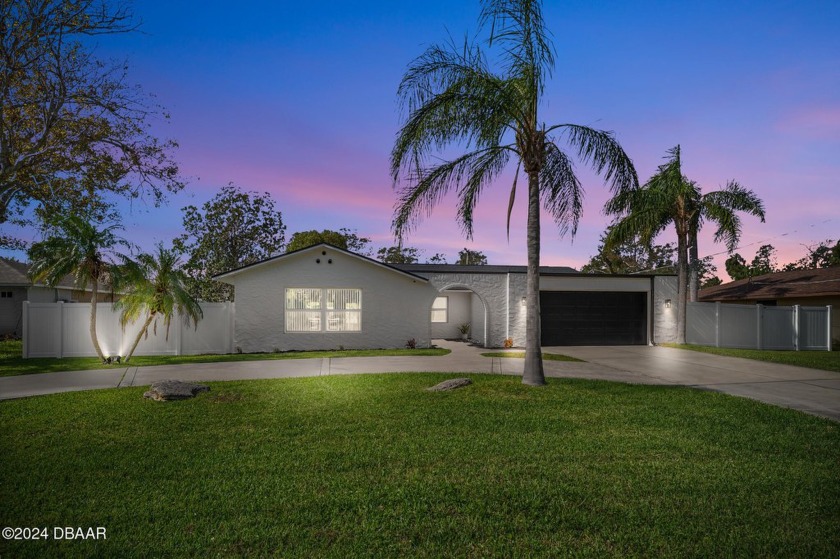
[376, 245, 421, 264]
[286, 229, 371, 254]
[174, 184, 285, 301]
[0, 0, 183, 225]
[456, 248, 488, 265]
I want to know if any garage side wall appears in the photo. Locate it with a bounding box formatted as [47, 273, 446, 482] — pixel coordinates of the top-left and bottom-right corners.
[652, 276, 678, 343]
[228, 250, 438, 352]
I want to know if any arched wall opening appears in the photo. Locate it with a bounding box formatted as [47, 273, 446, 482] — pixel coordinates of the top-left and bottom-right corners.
[430, 284, 489, 346]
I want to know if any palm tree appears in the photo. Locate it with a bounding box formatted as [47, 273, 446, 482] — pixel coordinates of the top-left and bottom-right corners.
[605, 145, 765, 343]
[28, 214, 129, 362]
[115, 244, 203, 363]
[391, 0, 638, 385]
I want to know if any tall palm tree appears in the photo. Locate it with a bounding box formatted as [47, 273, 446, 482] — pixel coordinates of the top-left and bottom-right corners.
[28, 214, 129, 362]
[605, 145, 765, 343]
[391, 0, 638, 385]
[115, 244, 203, 363]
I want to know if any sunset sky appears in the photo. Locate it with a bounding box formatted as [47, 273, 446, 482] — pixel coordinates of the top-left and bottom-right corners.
[7, 1, 839, 279]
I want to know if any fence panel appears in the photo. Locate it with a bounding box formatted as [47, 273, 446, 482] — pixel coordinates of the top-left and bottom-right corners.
[686, 302, 716, 346]
[23, 302, 234, 358]
[761, 306, 795, 350]
[718, 304, 758, 349]
[799, 306, 829, 350]
[686, 301, 830, 351]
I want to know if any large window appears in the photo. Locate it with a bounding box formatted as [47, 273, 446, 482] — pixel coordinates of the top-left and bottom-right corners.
[431, 296, 448, 323]
[286, 288, 361, 332]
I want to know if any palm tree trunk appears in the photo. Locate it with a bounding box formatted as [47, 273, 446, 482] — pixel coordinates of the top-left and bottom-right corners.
[89, 280, 106, 362]
[522, 171, 545, 386]
[124, 314, 155, 363]
[676, 231, 688, 344]
[689, 230, 699, 302]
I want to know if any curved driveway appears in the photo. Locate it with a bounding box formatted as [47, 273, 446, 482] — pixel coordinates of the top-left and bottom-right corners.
[1, 341, 838, 421]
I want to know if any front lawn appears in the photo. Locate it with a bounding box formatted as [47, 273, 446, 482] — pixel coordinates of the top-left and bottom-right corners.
[666, 343, 840, 373]
[1, 374, 837, 558]
[481, 351, 582, 362]
[0, 339, 450, 377]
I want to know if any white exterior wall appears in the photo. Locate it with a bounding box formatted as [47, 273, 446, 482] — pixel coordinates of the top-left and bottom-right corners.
[224, 248, 438, 352]
[653, 276, 678, 343]
[422, 273, 503, 347]
[470, 292, 486, 345]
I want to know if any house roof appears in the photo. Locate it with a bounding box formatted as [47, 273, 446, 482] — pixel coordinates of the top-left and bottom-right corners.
[0, 257, 109, 292]
[394, 263, 578, 275]
[699, 267, 840, 302]
[212, 243, 430, 283]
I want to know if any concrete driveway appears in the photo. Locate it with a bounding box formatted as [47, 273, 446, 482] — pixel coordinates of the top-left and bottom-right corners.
[545, 345, 840, 421]
[1, 341, 838, 421]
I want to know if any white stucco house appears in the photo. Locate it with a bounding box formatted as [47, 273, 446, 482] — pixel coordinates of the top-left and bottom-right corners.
[214, 243, 679, 352]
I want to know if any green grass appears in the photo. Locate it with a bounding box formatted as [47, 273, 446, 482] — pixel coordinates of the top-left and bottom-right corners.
[665, 343, 840, 373]
[0, 339, 450, 377]
[1, 374, 837, 558]
[481, 351, 582, 362]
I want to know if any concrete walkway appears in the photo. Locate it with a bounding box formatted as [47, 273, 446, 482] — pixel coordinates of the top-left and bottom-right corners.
[1, 341, 838, 421]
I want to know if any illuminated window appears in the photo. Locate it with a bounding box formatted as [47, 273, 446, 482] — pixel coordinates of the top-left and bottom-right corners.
[285, 288, 361, 332]
[431, 296, 448, 323]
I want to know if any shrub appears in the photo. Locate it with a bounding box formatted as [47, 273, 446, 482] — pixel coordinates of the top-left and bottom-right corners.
[405, 338, 417, 349]
[503, 338, 514, 349]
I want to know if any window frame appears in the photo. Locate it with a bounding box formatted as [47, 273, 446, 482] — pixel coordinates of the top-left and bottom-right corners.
[431, 295, 448, 323]
[285, 288, 362, 333]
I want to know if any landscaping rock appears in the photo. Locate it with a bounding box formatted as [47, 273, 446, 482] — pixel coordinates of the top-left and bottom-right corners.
[143, 380, 210, 401]
[426, 378, 472, 392]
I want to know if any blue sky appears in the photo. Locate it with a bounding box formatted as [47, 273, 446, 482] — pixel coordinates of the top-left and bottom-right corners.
[6, 1, 839, 277]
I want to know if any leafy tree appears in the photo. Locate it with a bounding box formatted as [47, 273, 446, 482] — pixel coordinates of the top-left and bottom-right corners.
[174, 184, 285, 301]
[605, 145, 765, 343]
[391, 0, 637, 385]
[697, 256, 721, 288]
[724, 253, 750, 281]
[782, 239, 840, 270]
[427, 253, 448, 264]
[286, 228, 371, 254]
[28, 214, 130, 361]
[0, 0, 183, 224]
[377, 245, 421, 264]
[725, 244, 777, 280]
[581, 231, 675, 274]
[457, 248, 488, 265]
[115, 244, 202, 363]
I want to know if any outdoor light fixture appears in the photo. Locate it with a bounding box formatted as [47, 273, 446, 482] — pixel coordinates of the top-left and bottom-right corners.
[665, 299, 672, 309]
[521, 297, 526, 307]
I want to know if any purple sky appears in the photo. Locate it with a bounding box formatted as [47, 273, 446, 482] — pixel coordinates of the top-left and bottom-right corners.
[7, 1, 839, 279]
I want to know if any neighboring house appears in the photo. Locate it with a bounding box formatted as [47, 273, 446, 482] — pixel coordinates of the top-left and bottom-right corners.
[0, 257, 117, 337]
[699, 267, 840, 342]
[214, 243, 679, 352]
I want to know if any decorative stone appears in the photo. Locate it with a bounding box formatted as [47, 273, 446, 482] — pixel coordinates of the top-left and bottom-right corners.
[143, 380, 210, 401]
[426, 378, 472, 392]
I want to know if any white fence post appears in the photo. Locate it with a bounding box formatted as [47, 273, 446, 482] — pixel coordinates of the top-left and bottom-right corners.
[58, 300, 65, 358]
[828, 305, 833, 352]
[756, 304, 763, 350]
[793, 305, 800, 351]
[714, 302, 721, 348]
[22, 301, 29, 358]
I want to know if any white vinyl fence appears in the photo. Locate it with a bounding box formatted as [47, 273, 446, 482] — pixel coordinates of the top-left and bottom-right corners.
[686, 302, 832, 351]
[22, 301, 234, 359]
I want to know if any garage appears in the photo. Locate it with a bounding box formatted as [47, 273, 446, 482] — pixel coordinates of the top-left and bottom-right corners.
[540, 291, 647, 346]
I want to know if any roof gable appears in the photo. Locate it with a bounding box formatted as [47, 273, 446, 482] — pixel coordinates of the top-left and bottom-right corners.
[213, 243, 429, 283]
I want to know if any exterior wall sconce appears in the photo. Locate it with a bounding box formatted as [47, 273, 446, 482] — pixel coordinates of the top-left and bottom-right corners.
[665, 299, 672, 309]
[521, 297, 527, 307]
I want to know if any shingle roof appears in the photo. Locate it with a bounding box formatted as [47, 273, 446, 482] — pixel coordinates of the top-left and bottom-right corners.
[394, 263, 578, 275]
[699, 267, 840, 301]
[0, 257, 107, 291]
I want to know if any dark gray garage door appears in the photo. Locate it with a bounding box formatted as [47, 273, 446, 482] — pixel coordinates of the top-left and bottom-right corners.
[540, 291, 647, 346]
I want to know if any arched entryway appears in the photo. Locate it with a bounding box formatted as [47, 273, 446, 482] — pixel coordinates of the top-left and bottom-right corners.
[430, 284, 489, 347]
